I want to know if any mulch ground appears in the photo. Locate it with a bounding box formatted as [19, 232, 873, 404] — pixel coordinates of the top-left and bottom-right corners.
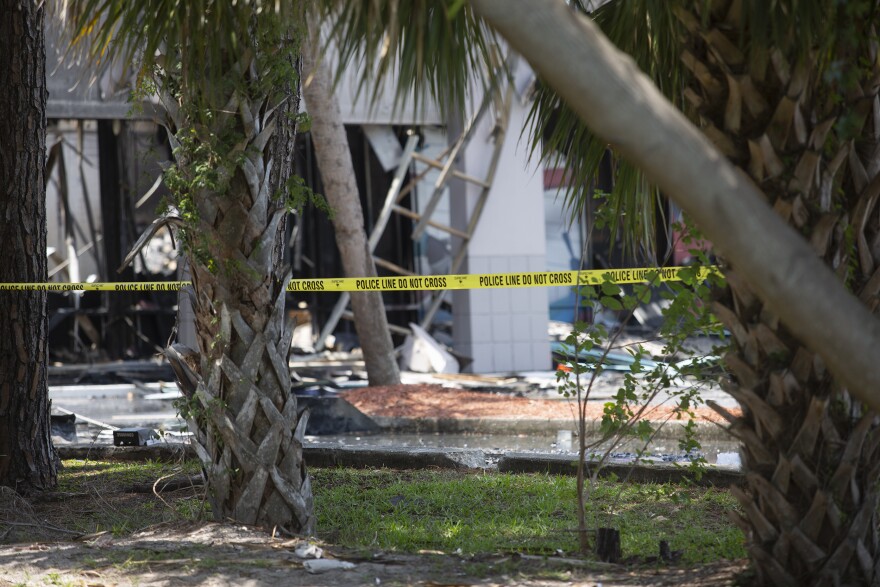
[341, 384, 738, 423]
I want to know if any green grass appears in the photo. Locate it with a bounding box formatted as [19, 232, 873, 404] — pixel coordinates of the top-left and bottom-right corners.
[57, 458, 203, 492]
[45, 461, 745, 565]
[312, 468, 745, 564]
[44, 459, 206, 537]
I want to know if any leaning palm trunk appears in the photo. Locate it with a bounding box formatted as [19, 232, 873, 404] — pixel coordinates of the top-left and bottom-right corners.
[672, 5, 880, 584]
[162, 49, 315, 534]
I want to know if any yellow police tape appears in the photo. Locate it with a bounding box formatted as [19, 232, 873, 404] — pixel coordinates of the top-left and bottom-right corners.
[0, 266, 718, 293]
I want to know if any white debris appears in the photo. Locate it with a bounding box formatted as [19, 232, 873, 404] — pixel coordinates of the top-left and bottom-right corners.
[715, 451, 742, 469]
[303, 559, 356, 574]
[294, 543, 324, 559]
[399, 323, 459, 374]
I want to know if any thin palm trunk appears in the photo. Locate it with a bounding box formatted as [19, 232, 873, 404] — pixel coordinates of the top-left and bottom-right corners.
[301, 40, 401, 387]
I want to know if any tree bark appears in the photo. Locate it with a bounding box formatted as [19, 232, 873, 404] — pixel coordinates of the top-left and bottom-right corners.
[301, 41, 401, 387]
[664, 5, 880, 584]
[0, 0, 57, 491]
[470, 0, 880, 411]
[159, 31, 315, 534]
[475, 2, 880, 583]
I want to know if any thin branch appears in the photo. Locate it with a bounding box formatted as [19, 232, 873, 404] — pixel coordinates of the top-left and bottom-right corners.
[0, 520, 83, 537]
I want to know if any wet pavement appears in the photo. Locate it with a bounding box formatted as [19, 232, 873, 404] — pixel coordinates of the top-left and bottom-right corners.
[50, 375, 743, 469]
[308, 431, 742, 466]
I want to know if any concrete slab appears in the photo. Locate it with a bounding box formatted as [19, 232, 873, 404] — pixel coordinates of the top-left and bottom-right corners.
[367, 415, 733, 441]
[304, 444, 489, 470]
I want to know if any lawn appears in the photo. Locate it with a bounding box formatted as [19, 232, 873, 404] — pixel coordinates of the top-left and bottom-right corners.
[3, 459, 744, 565]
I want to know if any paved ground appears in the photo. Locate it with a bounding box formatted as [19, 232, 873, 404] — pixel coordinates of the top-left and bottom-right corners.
[51, 368, 743, 464]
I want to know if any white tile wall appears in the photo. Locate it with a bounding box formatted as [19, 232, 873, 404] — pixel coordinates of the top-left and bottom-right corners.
[509, 288, 531, 314]
[467, 256, 491, 274]
[489, 256, 510, 274]
[531, 340, 552, 370]
[470, 314, 494, 343]
[492, 288, 512, 315]
[513, 342, 535, 369]
[511, 314, 534, 342]
[448, 85, 552, 374]
[491, 313, 513, 341]
[468, 342, 495, 370]
[469, 289, 493, 315]
[493, 343, 513, 373]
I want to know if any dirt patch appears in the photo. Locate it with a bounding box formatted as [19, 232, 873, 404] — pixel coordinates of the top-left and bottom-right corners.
[0, 521, 748, 586]
[342, 384, 737, 424]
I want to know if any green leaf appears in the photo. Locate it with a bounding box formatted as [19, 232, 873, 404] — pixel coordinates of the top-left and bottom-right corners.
[601, 282, 621, 296]
[600, 296, 623, 311]
[579, 285, 598, 299]
[632, 283, 652, 304]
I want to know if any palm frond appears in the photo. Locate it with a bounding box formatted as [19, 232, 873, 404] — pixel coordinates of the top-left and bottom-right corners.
[56, 0, 302, 106]
[315, 0, 499, 117]
[523, 0, 685, 262]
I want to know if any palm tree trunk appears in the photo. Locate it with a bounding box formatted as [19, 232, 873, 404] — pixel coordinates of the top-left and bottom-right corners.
[472, 1, 880, 584]
[164, 50, 315, 534]
[301, 41, 401, 387]
[671, 6, 880, 584]
[0, 0, 56, 491]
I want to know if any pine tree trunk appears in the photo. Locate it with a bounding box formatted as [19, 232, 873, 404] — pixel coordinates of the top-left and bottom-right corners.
[0, 0, 57, 491]
[163, 45, 315, 533]
[301, 42, 401, 387]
